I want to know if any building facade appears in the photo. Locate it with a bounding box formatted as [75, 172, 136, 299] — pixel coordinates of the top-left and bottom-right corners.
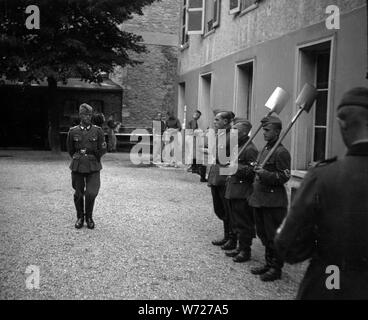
[112, 0, 181, 131]
[177, 0, 367, 190]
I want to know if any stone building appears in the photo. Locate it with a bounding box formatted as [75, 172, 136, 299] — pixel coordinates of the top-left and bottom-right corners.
[177, 0, 367, 191]
[112, 0, 181, 131]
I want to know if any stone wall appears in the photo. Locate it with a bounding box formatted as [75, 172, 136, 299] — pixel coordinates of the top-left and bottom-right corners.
[111, 0, 180, 130]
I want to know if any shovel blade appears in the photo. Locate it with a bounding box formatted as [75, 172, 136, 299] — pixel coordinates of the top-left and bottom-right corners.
[265, 87, 290, 115]
[296, 83, 318, 112]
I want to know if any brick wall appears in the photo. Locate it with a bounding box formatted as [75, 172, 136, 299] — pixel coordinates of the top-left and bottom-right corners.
[123, 0, 180, 35]
[111, 0, 180, 130]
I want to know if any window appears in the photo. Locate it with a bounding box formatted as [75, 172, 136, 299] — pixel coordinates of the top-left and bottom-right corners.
[182, 0, 221, 39]
[178, 82, 186, 125]
[186, 0, 205, 35]
[234, 61, 253, 119]
[198, 73, 213, 129]
[181, 0, 189, 45]
[313, 52, 330, 162]
[294, 40, 332, 170]
[204, 0, 221, 34]
[229, 0, 240, 14]
[230, 0, 259, 15]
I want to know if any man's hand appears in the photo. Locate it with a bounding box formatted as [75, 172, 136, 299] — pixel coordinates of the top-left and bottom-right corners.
[254, 167, 267, 178]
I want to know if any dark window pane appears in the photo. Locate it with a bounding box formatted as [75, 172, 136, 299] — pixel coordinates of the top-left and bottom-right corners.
[213, 0, 218, 23]
[230, 0, 240, 10]
[315, 91, 328, 126]
[189, 0, 203, 9]
[313, 128, 326, 162]
[316, 52, 330, 89]
[187, 11, 203, 31]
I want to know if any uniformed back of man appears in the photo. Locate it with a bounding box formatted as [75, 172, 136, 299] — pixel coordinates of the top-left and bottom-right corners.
[224, 118, 258, 262]
[275, 87, 368, 299]
[67, 103, 107, 229]
[208, 111, 237, 250]
[248, 115, 291, 281]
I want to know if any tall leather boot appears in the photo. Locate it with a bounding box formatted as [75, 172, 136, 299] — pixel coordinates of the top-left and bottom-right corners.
[199, 166, 207, 182]
[221, 223, 237, 250]
[75, 211, 84, 229]
[260, 247, 282, 281]
[85, 212, 95, 229]
[74, 193, 84, 229]
[212, 220, 229, 246]
[221, 234, 237, 250]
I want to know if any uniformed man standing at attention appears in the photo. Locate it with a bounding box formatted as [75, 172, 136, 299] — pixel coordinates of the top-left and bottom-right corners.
[275, 87, 368, 299]
[208, 111, 237, 250]
[224, 118, 258, 262]
[67, 103, 107, 229]
[248, 115, 291, 281]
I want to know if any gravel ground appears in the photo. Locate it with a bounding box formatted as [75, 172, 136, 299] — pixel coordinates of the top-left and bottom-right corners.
[0, 150, 307, 300]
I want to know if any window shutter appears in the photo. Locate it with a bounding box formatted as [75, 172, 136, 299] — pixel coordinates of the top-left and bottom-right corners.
[186, 0, 204, 34]
[229, 0, 240, 14]
[213, 0, 221, 28]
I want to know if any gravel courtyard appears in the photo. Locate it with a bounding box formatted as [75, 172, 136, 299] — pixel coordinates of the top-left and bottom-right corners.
[0, 150, 307, 300]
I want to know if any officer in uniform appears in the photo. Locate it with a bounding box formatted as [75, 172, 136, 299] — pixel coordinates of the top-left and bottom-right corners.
[275, 87, 368, 299]
[188, 110, 207, 182]
[248, 115, 291, 281]
[67, 103, 107, 229]
[208, 111, 237, 250]
[224, 119, 258, 262]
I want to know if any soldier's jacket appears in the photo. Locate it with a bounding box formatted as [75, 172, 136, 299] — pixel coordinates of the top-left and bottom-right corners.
[207, 128, 231, 187]
[225, 136, 258, 200]
[275, 142, 368, 299]
[67, 125, 107, 173]
[248, 141, 291, 208]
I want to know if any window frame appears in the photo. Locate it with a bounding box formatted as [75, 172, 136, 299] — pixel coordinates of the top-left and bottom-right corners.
[204, 0, 221, 35]
[186, 0, 205, 35]
[291, 37, 335, 173]
[229, 0, 241, 14]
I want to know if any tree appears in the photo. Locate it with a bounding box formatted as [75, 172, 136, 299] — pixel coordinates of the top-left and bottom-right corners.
[0, 0, 159, 152]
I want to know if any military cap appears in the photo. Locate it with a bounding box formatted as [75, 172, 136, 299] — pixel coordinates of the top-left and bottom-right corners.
[338, 87, 368, 110]
[261, 115, 282, 129]
[233, 117, 252, 128]
[79, 103, 93, 115]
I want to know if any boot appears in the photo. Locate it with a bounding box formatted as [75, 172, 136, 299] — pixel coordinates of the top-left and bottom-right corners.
[233, 250, 251, 263]
[75, 213, 84, 229]
[86, 213, 95, 229]
[199, 166, 207, 182]
[225, 248, 240, 257]
[221, 238, 237, 250]
[260, 268, 282, 282]
[250, 265, 270, 275]
[212, 221, 229, 246]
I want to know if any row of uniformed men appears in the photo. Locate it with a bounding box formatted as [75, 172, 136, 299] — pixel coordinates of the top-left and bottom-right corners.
[206, 112, 290, 282]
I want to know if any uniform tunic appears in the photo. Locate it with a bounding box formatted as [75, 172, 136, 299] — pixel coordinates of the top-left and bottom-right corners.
[275, 142, 368, 299]
[67, 125, 106, 217]
[249, 140, 291, 269]
[225, 136, 258, 250]
[207, 129, 234, 237]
